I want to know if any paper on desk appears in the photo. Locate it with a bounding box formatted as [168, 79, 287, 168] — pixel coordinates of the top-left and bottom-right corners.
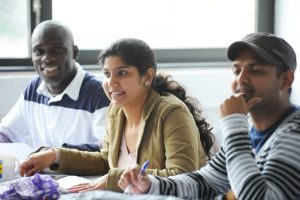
[57, 176, 91, 189]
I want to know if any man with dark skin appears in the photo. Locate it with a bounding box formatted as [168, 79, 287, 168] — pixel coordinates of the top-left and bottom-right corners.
[0, 20, 109, 150]
[31, 20, 78, 94]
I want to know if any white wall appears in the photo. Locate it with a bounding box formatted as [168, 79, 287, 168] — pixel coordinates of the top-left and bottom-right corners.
[275, 0, 300, 105]
[0, 67, 231, 147]
[0, 72, 36, 118]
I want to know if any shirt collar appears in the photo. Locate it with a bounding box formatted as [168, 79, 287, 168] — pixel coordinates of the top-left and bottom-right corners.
[36, 62, 85, 102]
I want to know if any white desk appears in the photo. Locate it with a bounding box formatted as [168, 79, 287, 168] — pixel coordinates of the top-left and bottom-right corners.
[60, 190, 182, 200]
[0, 145, 181, 199]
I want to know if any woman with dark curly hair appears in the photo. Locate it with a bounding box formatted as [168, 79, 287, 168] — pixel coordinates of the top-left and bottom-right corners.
[19, 38, 214, 193]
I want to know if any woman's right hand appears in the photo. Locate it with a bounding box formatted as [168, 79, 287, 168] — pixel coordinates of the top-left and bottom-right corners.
[118, 164, 151, 194]
[19, 149, 57, 176]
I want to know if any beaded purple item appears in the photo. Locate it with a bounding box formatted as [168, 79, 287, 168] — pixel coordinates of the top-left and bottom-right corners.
[0, 173, 60, 200]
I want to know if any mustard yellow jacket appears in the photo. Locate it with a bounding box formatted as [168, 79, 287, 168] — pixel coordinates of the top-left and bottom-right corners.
[55, 89, 206, 192]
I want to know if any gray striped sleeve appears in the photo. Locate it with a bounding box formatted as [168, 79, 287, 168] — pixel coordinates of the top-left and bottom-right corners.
[223, 112, 300, 200]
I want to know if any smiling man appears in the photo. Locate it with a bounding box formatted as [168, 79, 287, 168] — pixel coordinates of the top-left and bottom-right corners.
[0, 20, 110, 149]
[31, 20, 78, 95]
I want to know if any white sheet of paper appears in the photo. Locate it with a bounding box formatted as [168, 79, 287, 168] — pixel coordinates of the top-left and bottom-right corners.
[57, 175, 92, 189]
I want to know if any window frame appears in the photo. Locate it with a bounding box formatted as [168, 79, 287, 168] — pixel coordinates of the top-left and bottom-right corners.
[0, 0, 274, 71]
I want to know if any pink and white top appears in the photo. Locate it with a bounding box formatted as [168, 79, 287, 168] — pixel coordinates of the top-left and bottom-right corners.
[117, 132, 137, 168]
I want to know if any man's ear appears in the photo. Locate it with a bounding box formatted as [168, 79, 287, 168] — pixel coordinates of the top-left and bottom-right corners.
[280, 69, 294, 91]
[73, 45, 79, 60]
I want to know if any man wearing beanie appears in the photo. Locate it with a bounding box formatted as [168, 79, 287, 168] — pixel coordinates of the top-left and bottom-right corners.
[118, 33, 300, 200]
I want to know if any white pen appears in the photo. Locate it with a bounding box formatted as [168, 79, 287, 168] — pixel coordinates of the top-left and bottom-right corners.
[124, 160, 150, 195]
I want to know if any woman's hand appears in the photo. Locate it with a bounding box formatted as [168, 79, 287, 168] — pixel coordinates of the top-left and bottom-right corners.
[19, 149, 56, 176]
[68, 174, 108, 193]
[118, 164, 151, 194]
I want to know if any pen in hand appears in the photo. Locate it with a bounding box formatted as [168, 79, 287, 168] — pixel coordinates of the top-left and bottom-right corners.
[124, 160, 150, 195]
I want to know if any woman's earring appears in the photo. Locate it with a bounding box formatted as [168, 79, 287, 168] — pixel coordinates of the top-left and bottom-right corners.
[145, 81, 150, 88]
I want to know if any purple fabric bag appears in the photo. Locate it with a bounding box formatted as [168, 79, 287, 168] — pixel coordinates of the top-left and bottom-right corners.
[0, 173, 60, 200]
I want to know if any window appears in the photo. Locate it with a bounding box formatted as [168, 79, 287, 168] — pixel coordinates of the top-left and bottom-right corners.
[53, 0, 255, 50]
[0, 0, 274, 68]
[0, 0, 31, 59]
[52, 0, 255, 64]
